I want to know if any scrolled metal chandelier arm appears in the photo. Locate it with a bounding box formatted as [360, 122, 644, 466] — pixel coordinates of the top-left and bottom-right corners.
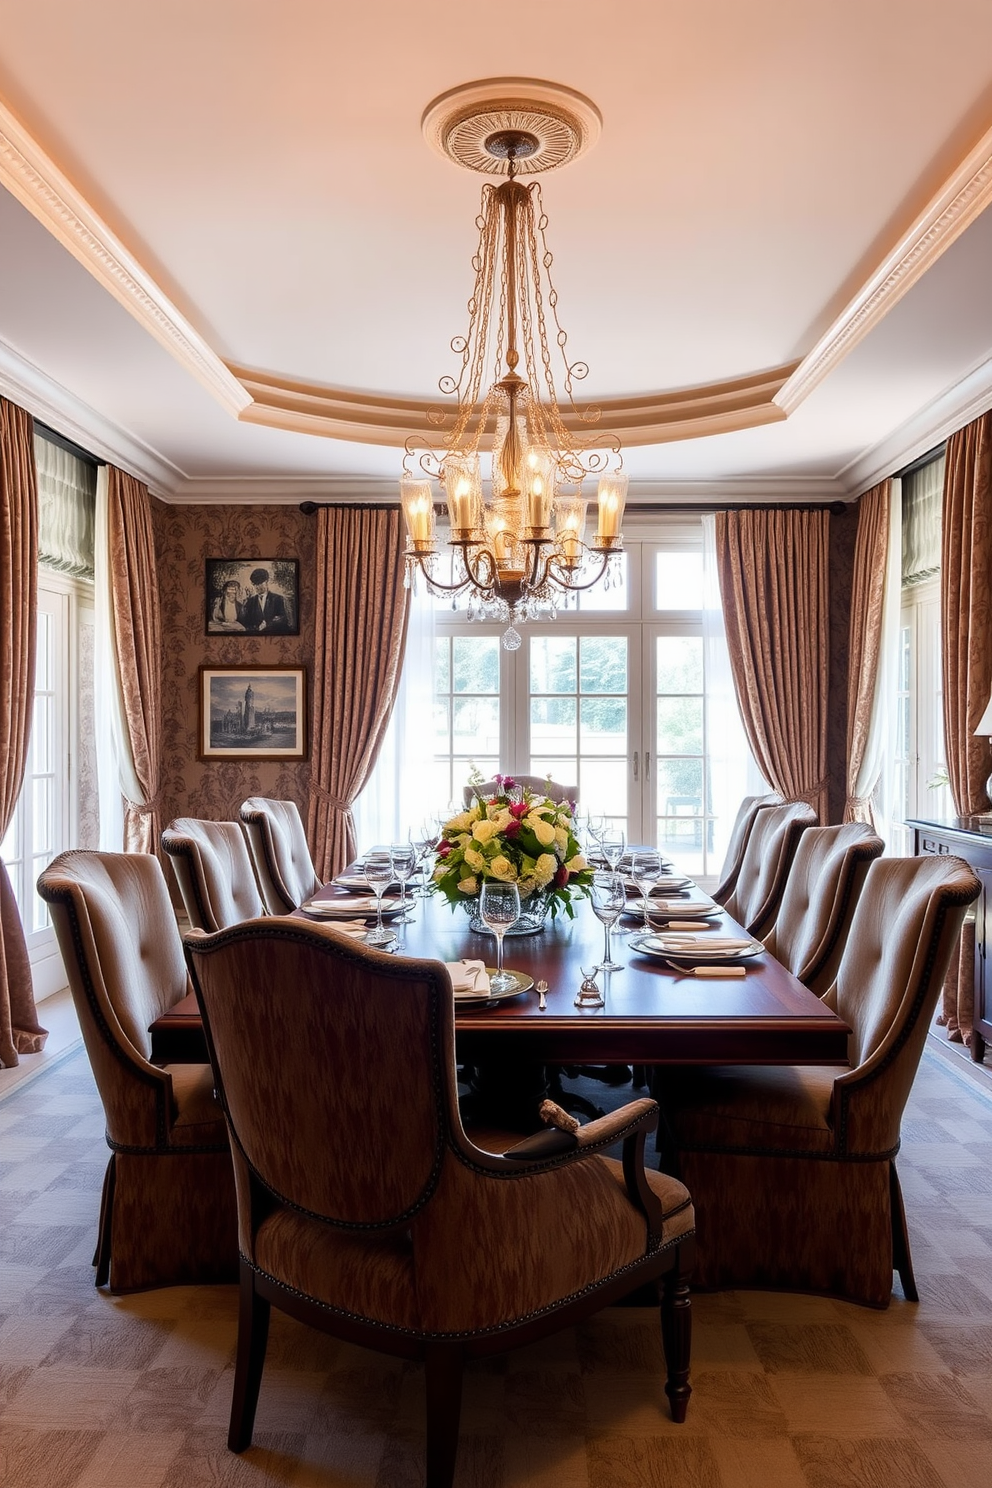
[400, 97, 628, 647]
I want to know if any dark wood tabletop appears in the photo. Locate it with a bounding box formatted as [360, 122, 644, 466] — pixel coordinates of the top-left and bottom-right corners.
[153, 881, 850, 1068]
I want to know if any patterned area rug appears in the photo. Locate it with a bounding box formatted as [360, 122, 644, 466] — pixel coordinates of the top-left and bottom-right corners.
[1, 1048, 991, 1488]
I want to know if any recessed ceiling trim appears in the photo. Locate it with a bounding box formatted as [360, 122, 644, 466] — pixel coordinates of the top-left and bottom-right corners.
[777, 117, 992, 415]
[230, 361, 798, 447]
[0, 97, 251, 419]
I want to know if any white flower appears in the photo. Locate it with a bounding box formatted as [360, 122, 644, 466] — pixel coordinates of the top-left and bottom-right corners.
[528, 816, 557, 848]
[565, 854, 588, 873]
[490, 856, 518, 882]
[554, 826, 568, 854]
[445, 810, 473, 834]
[464, 847, 485, 871]
[534, 852, 558, 886]
[472, 818, 499, 844]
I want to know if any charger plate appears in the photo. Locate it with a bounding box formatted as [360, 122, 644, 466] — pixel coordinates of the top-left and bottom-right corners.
[454, 970, 535, 1007]
[630, 934, 763, 963]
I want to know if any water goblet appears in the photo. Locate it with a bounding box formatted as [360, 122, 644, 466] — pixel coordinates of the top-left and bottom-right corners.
[479, 880, 521, 994]
[390, 842, 418, 921]
[363, 846, 395, 947]
[629, 849, 663, 935]
[590, 871, 626, 972]
[413, 820, 437, 897]
[601, 827, 626, 873]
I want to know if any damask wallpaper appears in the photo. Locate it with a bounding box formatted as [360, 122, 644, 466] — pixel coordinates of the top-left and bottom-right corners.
[151, 501, 316, 832]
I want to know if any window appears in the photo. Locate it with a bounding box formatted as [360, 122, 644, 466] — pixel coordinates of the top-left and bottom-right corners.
[427, 520, 749, 881]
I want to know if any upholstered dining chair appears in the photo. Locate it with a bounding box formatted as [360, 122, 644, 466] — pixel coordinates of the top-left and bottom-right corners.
[239, 796, 321, 912]
[184, 918, 695, 1482]
[712, 791, 782, 902]
[462, 774, 577, 808]
[659, 853, 979, 1307]
[162, 817, 266, 931]
[715, 799, 817, 937]
[761, 822, 884, 997]
[36, 850, 237, 1292]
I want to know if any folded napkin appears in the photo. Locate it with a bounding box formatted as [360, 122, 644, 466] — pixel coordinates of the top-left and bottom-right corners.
[651, 934, 755, 951]
[652, 897, 715, 912]
[324, 921, 370, 939]
[446, 960, 492, 996]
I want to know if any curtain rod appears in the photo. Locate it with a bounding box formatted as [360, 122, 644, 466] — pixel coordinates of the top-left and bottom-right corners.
[34, 420, 102, 469]
[300, 499, 850, 516]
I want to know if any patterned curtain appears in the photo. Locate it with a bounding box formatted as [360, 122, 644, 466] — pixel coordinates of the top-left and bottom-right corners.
[308, 506, 410, 878]
[939, 415, 992, 1050]
[715, 508, 831, 823]
[0, 397, 47, 1066]
[844, 481, 891, 823]
[107, 467, 163, 852]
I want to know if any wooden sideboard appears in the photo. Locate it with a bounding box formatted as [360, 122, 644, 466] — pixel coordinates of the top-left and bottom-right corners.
[907, 817, 992, 1063]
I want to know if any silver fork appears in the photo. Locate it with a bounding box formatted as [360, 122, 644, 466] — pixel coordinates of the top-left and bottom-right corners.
[537, 978, 548, 1010]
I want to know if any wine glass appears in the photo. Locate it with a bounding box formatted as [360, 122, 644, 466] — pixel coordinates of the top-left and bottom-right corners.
[601, 826, 626, 873]
[590, 871, 626, 972]
[413, 819, 437, 898]
[363, 846, 395, 947]
[629, 849, 663, 935]
[479, 880, 521, 993]
[390, 842, 418, 921]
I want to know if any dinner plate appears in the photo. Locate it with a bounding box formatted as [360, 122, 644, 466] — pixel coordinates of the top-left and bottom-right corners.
[301, 896, 402, 919]
[334, 873, 404, 892]
[622, 902, 720, 924]
[624, 876, 693, 896]
[629, 934, 764, 963]
[454, 970, 535, 1006]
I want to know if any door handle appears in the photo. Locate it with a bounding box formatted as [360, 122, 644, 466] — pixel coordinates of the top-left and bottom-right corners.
[645, 751, 651, 781]
[632, 750, 639, 781]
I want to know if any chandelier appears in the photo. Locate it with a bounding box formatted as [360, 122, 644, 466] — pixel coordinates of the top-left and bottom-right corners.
[399, 82, 627, 650]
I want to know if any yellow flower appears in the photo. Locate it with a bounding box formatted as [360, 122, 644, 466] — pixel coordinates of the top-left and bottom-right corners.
[489, 856, 518, 882]
[534, 852, 557, 886]
[565, 854, 588, 873]
[464, 847, 485, 871]
[457, 875, 478, 895]
[528, 816, 556, 847]
[445, 811, 473, 834]
[491, 808, 513, 832]
[472, 819, 499, 844]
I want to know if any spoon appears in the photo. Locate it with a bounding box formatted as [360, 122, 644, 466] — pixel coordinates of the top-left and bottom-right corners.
[537, 978, 548, 1011]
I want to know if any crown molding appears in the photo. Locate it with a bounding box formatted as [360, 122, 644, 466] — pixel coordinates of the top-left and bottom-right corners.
[777, 119, 992, 416]
[0, 97, 251, 419]
[0, 333, 184, 494]
[230, 361, 798, 447]
[840, 348, 992, 496]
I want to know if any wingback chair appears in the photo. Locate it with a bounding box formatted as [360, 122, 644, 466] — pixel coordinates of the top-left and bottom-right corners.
[239, 796, 321, 912]
[162, 817, 266, 931]
[185, 918, 696, 1482]
[716, 800, 817, 936]
[712, 791, 782, 902]
[36, 850, 237, 1292]
[660, 854, 980, 1307]
[463, 774, 577, 808]
[761, 822, 884, 996]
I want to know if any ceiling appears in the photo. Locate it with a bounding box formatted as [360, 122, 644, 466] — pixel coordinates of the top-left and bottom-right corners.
[2, 0, 992, 502]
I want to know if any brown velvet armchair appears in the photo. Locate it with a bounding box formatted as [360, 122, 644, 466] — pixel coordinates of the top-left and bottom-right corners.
[711, 790, 782, 902]
[185, 918, 695, 1484]
[36, 850, 237, 1292]
[660, 854, 979, 1307]
[715, 800, 817, 936]
[761, 822, 884, 997]
[239, 796, 322, 912]
[162, 817, 266, 931]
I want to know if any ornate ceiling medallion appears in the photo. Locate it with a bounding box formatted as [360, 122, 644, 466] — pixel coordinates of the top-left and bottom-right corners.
[421, 77, 602, 177]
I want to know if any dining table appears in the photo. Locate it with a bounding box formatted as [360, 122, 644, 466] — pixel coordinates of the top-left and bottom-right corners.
[150, 877, 851, 1078]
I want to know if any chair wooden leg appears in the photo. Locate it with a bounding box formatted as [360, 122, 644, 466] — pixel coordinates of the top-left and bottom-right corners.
[424, 1343, 463, 1488]
[228, 1260, 271, 1452]
[890, 1160, 919, 1303]
[93, 1154, 115, 1286]
[660, 1258, 692, 1423]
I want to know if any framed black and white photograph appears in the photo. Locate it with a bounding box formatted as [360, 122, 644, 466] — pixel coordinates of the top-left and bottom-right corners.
[205, 557, 300, 635]
[198, 666, 308, 760]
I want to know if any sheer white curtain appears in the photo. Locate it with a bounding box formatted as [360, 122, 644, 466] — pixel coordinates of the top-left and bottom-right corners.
[352, 580, 436, 850]
[702, 514, 766, 877]
[856, 479, 903, 847]
[93, 467, 142, 850]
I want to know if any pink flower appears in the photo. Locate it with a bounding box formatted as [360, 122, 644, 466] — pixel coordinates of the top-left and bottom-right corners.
[504, 819, 522, 839]
[509, 801, 529, 820]
[437, 840, 452, 858]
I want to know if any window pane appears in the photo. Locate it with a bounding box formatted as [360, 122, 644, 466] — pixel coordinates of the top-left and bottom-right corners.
[580, 758, 627, 826]
[656, 635, 703, 692]
[657, 819, 704, 876]
[656, 696, 703, 756]
[580, 697, 627, 754]
[576, 552, 628, 610]
[530, 636, 576, 693]
[531, 697, 577, 755]
[453, 636, 498, 693]
[435, 636, 450, 694]
[579, 636, 627, 694]
[32, 695, 52, 773]
[34, 611, 52, 690]
[433, 699, 450, 748]
[655, 551, 703, 610]
[452, 696, 499, 754]
[655, 757, 704, 808]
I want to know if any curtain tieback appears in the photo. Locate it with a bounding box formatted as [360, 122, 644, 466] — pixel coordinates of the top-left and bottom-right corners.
[789, 777, 829, 808]
[309, 781, 351, 813]
[123, 792, 163, 816]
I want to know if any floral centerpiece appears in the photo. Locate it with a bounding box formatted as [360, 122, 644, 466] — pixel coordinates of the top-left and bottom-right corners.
[432, 774, 593, 927]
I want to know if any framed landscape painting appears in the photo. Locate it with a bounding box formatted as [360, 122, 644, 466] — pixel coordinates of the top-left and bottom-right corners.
[198, 666, 308, 760]
[205, 557, 300, 635]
